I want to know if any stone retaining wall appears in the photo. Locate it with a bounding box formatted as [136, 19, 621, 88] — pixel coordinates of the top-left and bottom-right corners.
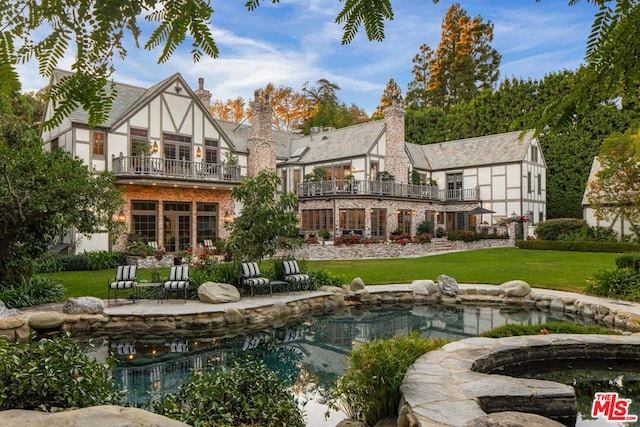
[2, 283, 640, 343]
[298, 238, 512, 260]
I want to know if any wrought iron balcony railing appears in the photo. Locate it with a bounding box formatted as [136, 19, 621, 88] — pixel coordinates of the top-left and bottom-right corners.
[111, 154, 241, 182]
[297, 179, 478, 202]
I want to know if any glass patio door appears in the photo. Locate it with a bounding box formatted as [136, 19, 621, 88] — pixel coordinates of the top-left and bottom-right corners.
[163, 202, 191, 253]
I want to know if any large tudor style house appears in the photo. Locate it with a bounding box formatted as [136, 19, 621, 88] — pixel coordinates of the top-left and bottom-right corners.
[42, 70, 547, 254]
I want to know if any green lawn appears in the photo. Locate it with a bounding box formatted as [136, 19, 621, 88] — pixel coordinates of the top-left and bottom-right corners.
[40, 248, 618, 299]
[305, 248, 617, 293]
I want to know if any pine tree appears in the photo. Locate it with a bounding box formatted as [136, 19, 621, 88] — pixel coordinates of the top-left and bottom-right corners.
[373, 78, 403, 119]
[406, 3, 500, 111]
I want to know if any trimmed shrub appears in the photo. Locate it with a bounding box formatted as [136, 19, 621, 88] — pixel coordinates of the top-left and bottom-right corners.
[517, 240, 640, 253]
[587, 268, 640, 299]
[447, 230, 481, 242]
[153, 359, 304, 427]
[59, 254, 90, 271]
[0, 333, 124, 410]
[481, 322, 619, 338]
[0, 276, 66, 308]
[86, 251, 127, 270]
[32, 252, 64, 273]
[534, 218, 588, 241]
[327, 333, 446, 425]
[615, 252, 640, 271]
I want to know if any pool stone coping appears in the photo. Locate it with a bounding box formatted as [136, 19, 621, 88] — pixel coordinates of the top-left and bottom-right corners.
[398, 334, 640, 427]
[3, 283, 640, 341]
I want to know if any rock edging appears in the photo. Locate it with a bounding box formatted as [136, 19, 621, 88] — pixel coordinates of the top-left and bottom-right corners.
[399, 334, 640, 427]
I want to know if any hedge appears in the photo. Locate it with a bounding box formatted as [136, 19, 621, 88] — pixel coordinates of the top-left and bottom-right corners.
[517, 240, 640, 253]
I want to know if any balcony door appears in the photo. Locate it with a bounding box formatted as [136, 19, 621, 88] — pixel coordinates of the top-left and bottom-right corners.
[164, 202, 191, 253]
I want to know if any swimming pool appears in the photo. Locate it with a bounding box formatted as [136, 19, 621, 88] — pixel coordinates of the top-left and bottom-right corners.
[86, 304, 588, 425]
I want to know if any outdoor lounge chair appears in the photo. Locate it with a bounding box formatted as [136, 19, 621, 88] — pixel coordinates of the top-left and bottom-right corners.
[108, 265, 137, 305]
[162, 265, 190, 301]
[282, 260, 310, 291]
[241, 262, 271, 297]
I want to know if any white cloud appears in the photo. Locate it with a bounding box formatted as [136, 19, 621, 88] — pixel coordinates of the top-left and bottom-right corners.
[16, 0, 596, 115]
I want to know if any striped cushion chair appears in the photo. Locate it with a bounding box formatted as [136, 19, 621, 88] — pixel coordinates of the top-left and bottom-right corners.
[162, 265, 190, 301]
[241, 262, 272, 297]
[282, 260, 310, 291]
[108, 265, 137, 305]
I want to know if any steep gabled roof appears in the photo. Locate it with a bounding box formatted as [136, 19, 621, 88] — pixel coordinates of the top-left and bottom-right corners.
[52, 69, 146, 127]
[289, 120, 386, 164]
[109, 73, 183, 129]
[415, 131, 534, 170]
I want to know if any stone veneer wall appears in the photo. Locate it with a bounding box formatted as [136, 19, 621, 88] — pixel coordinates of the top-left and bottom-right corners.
[298, 238, 513, 260]
[246, 93, 276, 176]
[383, 104, 410, 184]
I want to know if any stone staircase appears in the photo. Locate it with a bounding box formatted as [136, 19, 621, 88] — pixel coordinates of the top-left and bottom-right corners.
[431, 238, 455, 252]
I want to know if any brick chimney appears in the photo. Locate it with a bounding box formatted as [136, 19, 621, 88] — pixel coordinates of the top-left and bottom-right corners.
[247, 90, 276, 176]
[194, 77, 212, 108]
[383, 102, 409, 184]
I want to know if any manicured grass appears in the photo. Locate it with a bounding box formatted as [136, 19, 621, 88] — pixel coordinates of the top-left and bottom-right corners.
[40, 267, 171, 299]
[40, 248, 618, 299]
[305, 248, 618, 293]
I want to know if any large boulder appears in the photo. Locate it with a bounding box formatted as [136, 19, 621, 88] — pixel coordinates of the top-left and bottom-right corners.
[198, 282, 240, 303]
[63, 297, 104, 315]
[437, 274, 458, 297]
[350, 277, 365, 292]
[410, 280, 438, 296]
[28, 312, 64, 330]
[0, 405, 189, 427]
[0, 301, 21, 319]
[499, 280, 532, 297]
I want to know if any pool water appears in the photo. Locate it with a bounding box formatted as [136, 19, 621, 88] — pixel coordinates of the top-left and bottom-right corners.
[87, 305, 595, 426]
[517, 360, 640, 427]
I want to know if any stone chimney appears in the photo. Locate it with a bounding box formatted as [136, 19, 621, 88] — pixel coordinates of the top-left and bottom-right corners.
[247, 90, 276, 176]
[194, 77, 212, 108]
[383, 102, 410, 184]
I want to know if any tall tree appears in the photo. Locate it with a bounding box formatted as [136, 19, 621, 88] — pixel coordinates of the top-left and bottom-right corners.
[421, 3, 501, 110]
[225, 170, 300, 262]
[586, 129, 640, 239]
[260, 83, 310, 133]
[209, 84, 310, 133]
[373, 78, 403, 119]
[0, 93, 123, 283]
[303, 79, 341, 108]
[406, 44, 435, 109]
[210, 97, 247, 123]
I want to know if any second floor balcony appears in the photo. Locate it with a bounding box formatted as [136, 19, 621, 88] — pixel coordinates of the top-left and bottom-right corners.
[112, 154, 242, 183]
[297, 179, 478, 202]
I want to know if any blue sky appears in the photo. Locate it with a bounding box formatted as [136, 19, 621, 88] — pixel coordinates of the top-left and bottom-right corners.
[18, 0, 598, 115]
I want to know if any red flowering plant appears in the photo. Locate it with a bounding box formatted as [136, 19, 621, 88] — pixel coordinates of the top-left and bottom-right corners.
[390, 232, 412, 243]
[413, 232, 432, 244]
